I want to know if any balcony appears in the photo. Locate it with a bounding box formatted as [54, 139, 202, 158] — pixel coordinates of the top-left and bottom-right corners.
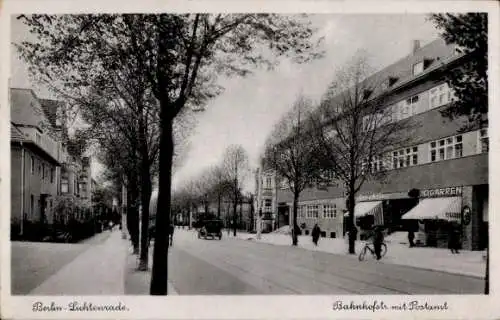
[20, 127, 60, 163]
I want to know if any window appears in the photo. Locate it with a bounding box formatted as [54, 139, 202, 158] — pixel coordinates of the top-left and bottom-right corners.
[31, 156, 35, 175]
[61, 178, 69, 193]
[478, 129, 488, 153]
[430, 83, 454, 109]
[38, 162, 42, 176]
[323, 204, 337, 218]
[430, 135, 463, 162]
[307, 205, 319, 218]
[265, 176, 272, 189]
[392, 146, 418, 169]
[330, 232, 336, 238]
[264, 199, 272, 212]
[412, 61, 424, 76]
[42, 163, 45, 180]
[50, 168, 54, 183]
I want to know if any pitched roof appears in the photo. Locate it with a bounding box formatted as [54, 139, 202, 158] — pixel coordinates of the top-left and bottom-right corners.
[39, 98, 63, 127]
[10, 123, 25, 141]
[321, 38, 459, 108]
[10, 88, 50, 129]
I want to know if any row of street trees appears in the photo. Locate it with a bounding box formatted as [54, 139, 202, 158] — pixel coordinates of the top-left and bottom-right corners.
[17, 13, 321, 295]
[172, 144, 251, 235]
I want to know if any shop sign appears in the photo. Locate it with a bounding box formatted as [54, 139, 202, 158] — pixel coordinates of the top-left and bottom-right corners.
[357, 192, 409, 202]
[420, 186, 463, 198]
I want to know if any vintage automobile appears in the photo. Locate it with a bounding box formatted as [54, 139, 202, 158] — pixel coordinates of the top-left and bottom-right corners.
[198, 219, 223, 240]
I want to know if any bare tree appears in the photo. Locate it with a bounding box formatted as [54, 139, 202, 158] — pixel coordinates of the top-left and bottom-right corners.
[221, 145, 249, 236]
[262, 95, 320, 246]
[308, 55, 415, 254]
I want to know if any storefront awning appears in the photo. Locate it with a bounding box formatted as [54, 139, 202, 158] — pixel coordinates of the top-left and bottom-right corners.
[401, 197, 461, 221]
[344, 201, 383, 218]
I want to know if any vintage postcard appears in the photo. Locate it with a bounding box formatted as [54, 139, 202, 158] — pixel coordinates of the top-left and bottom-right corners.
[0, 0, 499, 319]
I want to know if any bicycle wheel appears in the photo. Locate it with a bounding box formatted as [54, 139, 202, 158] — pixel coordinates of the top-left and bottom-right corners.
[358, 246, 367, 261]
[381, 243, 388, 257]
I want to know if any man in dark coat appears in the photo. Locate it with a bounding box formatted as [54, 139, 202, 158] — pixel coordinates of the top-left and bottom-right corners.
[311, 224, 321, 246]
[408, 230, 415, 248]
[448, 223, 461, 254]
[373, 226, 384, 260]
[169, 223, 174, 247]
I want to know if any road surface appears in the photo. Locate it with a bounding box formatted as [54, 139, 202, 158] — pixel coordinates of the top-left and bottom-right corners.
[168, 229, 484, 295]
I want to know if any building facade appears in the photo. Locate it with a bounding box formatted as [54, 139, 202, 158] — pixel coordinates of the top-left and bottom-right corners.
[10, 88, 61, 238]
[10, 88, 96, 240]
[256, 39, 488, 250]
[253, 168, 279, 232]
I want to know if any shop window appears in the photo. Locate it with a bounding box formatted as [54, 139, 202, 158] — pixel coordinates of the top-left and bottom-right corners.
[429, 83, 454, 109]
[305, 230, 310, 235]
[42, 163, 45, 180]
[50, 168, 54, 183]
[478, 129, 488, 153]
[392, 146, 418, 169]
[430, 135, 463, 162]
[31, 156, 35, 175]
[30, 195, 34, 217]
[330, 232, 336, 238]
[321, 231, 326, 238]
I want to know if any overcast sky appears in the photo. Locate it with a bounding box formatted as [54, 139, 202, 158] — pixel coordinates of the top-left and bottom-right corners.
[10, 14, 440, 192]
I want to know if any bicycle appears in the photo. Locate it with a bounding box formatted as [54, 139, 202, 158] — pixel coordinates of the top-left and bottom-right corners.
[358, 241, 387, 261]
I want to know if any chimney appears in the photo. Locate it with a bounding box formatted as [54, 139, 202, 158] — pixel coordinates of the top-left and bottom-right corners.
[412, 40, 421, 54]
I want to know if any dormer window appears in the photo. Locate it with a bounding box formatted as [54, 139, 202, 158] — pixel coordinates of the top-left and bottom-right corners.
[362, 89, 373, 100]
[412, 61, 424, 76]
[389, 77, 398, 86]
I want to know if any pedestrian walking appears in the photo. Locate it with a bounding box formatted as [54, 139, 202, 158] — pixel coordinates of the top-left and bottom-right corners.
[311, 223, 321, 246]
[292, 223, 301, 246]
[448, 223, 461, 254]
[373, 226, 384, 260]
[169, 223, 174, 247]
[408, 230, 415, 248]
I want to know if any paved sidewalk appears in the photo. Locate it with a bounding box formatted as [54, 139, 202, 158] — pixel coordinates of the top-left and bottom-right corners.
[125, 242, 178, 295]
[30, 230, 127, 295]
[223, 230, 486, 278]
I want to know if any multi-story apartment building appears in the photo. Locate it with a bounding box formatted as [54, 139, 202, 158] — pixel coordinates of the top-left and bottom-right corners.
[257, 38, 488, 250]
[10, 88, 62, 238]
[10, 88, 97, 239]
[253, 168, 279, 232]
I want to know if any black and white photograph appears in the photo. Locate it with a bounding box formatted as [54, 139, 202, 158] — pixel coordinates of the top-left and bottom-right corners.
[1, 1, 498, 319]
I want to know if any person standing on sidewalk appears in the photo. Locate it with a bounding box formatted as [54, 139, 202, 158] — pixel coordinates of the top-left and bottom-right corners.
[311, 224, 321, 246]
[408, 230, 415, 248]
[448, 222, 461, 254]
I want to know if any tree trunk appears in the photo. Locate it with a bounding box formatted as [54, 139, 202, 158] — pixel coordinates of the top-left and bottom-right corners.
[217, 192, 221, 219]
[138, 104, 152, 271]
[347, 185, 357, 254]
[126, 173, 140, 254]
[150, 113, 173, 295]
[138, 156, 152, 271]
[292, 190, 299, 246]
